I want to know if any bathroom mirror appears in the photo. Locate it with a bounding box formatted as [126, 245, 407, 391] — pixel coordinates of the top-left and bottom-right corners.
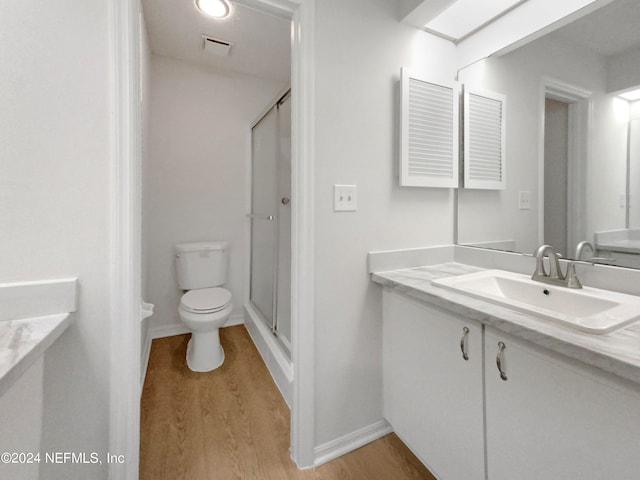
[456, 0, 640, 268]
[630, 118, 640, 229]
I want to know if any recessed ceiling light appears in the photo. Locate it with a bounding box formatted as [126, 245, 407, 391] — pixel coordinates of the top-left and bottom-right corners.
[619, 89, 640, 102]
[195, 0, 231, 19]
[426, 0, 524, 41]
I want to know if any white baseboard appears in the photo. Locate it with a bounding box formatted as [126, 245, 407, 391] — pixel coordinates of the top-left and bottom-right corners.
[224, 313, 244, 327]
[147, 313, 244, 340]
[313, 419, 393, 467]
[148, 323, 191, 339]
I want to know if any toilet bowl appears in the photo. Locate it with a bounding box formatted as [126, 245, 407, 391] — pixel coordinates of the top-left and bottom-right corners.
[178, 286, 232, 372]
[175, 241, 232, 372]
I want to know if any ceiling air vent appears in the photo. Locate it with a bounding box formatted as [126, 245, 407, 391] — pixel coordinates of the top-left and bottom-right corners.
[202, 35, 233, 57]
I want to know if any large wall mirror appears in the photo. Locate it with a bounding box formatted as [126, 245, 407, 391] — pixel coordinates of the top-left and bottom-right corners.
[457, 0, 640, 269]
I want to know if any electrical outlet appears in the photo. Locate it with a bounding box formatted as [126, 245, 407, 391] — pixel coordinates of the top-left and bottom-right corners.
[334, 185, 357, 212]
[519, 191, 531, 210]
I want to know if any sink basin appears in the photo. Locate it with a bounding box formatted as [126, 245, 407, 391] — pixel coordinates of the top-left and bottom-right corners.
[432, 270, 640, 334]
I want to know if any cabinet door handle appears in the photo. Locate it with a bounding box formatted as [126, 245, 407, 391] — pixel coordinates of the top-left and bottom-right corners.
[496, 341, 508, 381]
[460, 327, 470, 361]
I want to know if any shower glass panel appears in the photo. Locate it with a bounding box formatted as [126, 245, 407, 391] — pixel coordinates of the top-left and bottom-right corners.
[250, 107, 278, 327]
[250, 91, 291, 357]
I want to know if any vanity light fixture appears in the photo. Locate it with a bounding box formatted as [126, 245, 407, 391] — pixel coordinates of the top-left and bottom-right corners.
[425, 0, 525, 41]
[618, 88, 640, 102]
[195, 0, 231, 19]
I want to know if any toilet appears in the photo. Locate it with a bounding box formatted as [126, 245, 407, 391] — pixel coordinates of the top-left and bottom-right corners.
[175, 241, 233, 372]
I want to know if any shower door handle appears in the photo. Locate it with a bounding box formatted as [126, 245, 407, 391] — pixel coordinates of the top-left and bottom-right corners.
[247, 214, 276, 221]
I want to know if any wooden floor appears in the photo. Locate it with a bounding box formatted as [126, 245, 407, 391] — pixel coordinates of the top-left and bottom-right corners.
[140, 326, 436, 480]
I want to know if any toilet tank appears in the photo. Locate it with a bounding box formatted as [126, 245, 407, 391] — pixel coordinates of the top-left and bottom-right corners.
[175, 241, 229, 290]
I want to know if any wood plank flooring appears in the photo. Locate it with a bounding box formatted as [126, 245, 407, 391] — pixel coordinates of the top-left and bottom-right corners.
[140, 326, 436, 480]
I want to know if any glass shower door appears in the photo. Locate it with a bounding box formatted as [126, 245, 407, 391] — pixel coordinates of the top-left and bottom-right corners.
[250, 91, 291, 357]
[250, 106, 278, 329]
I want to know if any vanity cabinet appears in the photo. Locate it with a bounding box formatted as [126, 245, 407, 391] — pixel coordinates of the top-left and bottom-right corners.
[382, 290, 485, 480]
[484, 326, 640, 480]
[383, 289, 640, 480]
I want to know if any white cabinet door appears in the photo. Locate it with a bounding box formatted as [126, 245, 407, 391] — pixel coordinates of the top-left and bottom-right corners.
[485, 326, 640, 480]
[383, 289, 484, 480]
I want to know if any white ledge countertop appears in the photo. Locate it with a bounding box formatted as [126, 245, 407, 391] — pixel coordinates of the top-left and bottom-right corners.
[0, 313, 72, 398]
[596, 239, 640, 254]
[372, 262, 640, 386]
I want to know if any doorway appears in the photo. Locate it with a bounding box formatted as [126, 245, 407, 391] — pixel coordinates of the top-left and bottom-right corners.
[544, 98, 570, 255]
[112, 0, 316, 475]
[539, 79, 591, 256]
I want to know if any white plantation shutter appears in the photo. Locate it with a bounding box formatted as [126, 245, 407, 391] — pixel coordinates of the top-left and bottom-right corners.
[464, 88, 506, 190]
[400, 68, 460, 188]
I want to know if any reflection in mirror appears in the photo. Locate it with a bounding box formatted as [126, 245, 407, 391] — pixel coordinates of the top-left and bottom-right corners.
[631, 118, 640, 228]
[456, 0, 640, 269]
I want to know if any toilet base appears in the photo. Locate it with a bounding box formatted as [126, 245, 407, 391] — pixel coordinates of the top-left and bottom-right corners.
[186, 330, 225, 372]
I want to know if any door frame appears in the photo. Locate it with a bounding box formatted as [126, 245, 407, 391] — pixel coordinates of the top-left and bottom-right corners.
[109, 0, 316, 478]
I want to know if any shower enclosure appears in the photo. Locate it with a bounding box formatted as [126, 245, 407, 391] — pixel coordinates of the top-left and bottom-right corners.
[247, 90, 291, 361]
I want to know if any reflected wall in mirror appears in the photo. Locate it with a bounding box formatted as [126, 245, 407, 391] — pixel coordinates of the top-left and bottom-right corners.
[457, 0, 640, 269]
[630, 117, 640, 228]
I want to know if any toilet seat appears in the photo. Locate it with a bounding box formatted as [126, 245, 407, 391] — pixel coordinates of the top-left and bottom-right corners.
[180, 287, 232, 314]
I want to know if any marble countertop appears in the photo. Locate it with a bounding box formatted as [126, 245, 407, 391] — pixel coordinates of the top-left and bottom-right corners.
[372, 262, 640, 385]
[0, 313, 71, 398]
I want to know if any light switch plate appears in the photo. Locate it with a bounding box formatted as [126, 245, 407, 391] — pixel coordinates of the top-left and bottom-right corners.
[334, 185, 357, 212]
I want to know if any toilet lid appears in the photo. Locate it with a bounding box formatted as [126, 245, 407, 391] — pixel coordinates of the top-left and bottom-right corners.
[181, 287, 232, 313]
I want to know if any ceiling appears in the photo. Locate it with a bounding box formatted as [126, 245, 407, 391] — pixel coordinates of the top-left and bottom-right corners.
[549, 0, 640, 58]
[141, 0, 291, 83]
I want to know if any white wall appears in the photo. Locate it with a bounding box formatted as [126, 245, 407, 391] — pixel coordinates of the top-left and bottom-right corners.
[630, 100, 640, 120]
[0, 0, 113, 478]
[458, 33, 627, 254]
[587, 94, 629, 240]
[313, 0, 457, 448]
[145, 55, 285, 332]
[629, 106, 640, 228]
[607, 48, 640, 94]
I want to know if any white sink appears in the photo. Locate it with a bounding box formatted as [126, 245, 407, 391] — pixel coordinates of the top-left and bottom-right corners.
[432, 270, 640, 334]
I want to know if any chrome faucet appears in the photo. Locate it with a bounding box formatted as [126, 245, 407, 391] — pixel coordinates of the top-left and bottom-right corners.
[533, 244, 562, 279]
[532, 244, 582, 289]
[575, 241, 594, 260]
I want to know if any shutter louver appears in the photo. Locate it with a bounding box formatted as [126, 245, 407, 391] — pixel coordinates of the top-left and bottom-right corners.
[400, 68, 459, 188]
[464, 89, 506, 190]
